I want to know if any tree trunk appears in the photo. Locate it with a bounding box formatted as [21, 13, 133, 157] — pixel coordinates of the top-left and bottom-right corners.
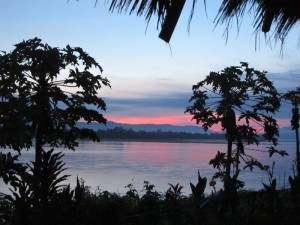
[34, 124, 43, 177]
[292, 105, 300, 176]
[235, 147, 239, 173]
[34, 74, 49, 179]
[296, 126, 300, 176]
[224, 108, 236, 192]
[226, 138, 233, 180]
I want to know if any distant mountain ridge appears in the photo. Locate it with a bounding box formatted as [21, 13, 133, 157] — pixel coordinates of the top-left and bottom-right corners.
[77, 121, 209, 134]
[76, 121, 296, 140]
[278, 126, 296, 140]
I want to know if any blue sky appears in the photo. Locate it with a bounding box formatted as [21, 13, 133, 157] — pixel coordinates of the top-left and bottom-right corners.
[1, 0, 299, 127]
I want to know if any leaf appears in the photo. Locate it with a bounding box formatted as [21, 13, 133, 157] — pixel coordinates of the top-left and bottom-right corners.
[267, 146, 288, 158]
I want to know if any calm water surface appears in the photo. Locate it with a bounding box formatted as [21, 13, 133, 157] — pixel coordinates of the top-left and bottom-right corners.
[0, 140, 296, 195]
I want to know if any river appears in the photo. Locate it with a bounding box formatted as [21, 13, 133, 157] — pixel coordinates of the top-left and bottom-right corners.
[0, 140, 297, 195]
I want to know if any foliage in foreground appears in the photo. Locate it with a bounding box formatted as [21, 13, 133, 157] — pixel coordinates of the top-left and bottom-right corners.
[1, 180, 300, 225]
[1, 150, 300, 225]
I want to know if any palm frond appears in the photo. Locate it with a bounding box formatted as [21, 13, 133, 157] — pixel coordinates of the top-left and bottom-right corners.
[109, 0, 170, 28]
[109, 0, 196, 42]
[216, 0, 300, 44]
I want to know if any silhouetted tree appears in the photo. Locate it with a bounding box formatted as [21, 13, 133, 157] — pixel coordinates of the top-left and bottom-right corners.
[185, 62, 280, 194]
[283, 86, 300, 175]
[0, 38, 110, 176]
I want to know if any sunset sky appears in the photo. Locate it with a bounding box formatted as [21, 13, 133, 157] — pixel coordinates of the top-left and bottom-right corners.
[1, 0, 299, 129]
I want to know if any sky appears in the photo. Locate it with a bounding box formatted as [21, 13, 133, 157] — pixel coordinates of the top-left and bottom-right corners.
[1, 0, 300, 130]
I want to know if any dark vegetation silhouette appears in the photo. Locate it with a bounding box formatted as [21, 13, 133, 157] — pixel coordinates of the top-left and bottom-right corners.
[0, 40, 300, 224]
[96, 127, 225, 141]
[283, 86, 300, 205]
[0, 37, 110, 172]
[107, 0, 300, 44]
[185, 62, 286, 208]
[0, 38, 110, 224]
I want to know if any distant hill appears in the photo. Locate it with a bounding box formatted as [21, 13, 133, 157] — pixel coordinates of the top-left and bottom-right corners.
[278, 126, 295, 140]
[76, 121, 210, 134]
[76, 121, 296, 140]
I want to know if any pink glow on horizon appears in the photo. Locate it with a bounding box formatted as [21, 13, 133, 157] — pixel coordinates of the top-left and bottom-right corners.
[106, 115, 293, 133]
[107, 115, 195, 126]
[208, 118, 292, 132]
[209, 126, 224, 132]
[276, 118, 292, 128]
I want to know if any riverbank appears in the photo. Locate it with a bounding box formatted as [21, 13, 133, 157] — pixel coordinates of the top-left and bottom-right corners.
[99, 138, 227, 144]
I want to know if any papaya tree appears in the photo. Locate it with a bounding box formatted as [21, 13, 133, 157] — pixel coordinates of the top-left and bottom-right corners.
[0, 38, 110, 177]
[283, 86, 300, 204]
[283, 86, 300, 176]
[185, 62, 281, 194]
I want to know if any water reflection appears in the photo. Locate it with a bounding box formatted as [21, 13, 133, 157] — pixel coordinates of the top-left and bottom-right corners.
[0, 141, 296, 195]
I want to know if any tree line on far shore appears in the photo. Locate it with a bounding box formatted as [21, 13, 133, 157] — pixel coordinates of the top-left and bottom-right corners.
[96, 127, 225, 141]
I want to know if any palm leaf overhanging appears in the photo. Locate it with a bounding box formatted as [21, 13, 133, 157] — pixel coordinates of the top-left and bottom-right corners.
[108, 0, 300, 44]
[215, 0, 300, 44]
[109, 0, 192, 42]
[109, 0, 171, 28]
